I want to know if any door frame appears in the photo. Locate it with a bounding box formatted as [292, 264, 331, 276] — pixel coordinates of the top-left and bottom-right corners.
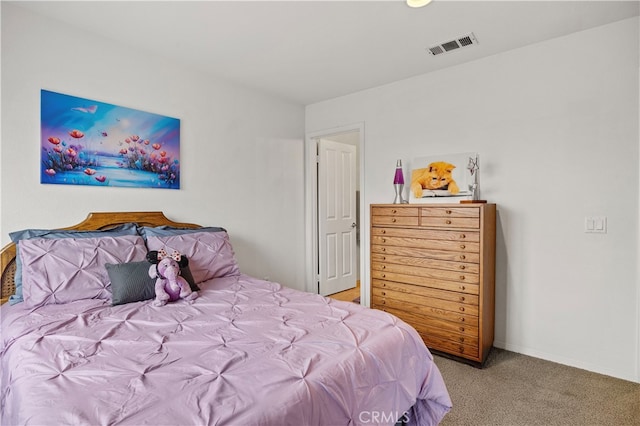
[304, 123, 366, 304]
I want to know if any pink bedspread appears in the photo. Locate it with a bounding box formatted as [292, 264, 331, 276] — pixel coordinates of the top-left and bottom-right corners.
[1, 274, 451, 425]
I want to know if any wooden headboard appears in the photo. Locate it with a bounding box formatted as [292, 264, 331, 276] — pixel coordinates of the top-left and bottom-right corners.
[0, 211, 201, 305]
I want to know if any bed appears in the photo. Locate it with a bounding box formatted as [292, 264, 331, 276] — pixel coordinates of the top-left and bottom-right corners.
[0, 211, 451, 426]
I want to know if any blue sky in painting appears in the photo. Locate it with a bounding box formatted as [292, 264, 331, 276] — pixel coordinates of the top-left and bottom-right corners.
[40, 90, 180, 158]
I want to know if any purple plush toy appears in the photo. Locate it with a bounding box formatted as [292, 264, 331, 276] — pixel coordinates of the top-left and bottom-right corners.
[147, 249, 198, 306]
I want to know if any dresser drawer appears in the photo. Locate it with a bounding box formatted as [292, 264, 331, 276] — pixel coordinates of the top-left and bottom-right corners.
[372, 287, 479, 316]
[421, 207, 479, 218]
[421, 216, 480, 229]
[372, 227, 480, 242]
[377, 308, 480, 354]
[372, 206, 419, 217]
[371, 244, 480, 263]
[372, 215, 419, 226]
[421, 333, 479, 359]
[371, 236, 480, 253]
[372, 297, 478, 326]
[372, 279, 479, 305]
[421, 207, 480, 229]
[383, 307, 479, 347]
[371, 270, 479, 294]
[371, 206, 419, 226]
[378, 305, 479, 338]
[372, 261, 479, 284]
[371, 253, 480, 274]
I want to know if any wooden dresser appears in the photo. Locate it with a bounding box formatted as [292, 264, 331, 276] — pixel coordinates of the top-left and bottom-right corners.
[370, 203, 496, 365]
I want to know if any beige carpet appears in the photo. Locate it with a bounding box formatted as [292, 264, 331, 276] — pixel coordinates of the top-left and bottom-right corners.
[433, 348, 640, 426]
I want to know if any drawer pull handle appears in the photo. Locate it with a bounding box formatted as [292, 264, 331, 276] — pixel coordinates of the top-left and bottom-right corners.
[382, 238, 387, 243]
[460, 297, 465, 302]
[382, 256, 386, 260]
[382, 274, 386, 278]
[382, 265, 386, 269]
[446, 210, 452, 214]
[459, 265, 465, 270]
[392, 209, 397, 213]
[381, 247, 386, 252]
[446, 220, 452, 225]
[459, 327, 465, 332]
[460, 286, 466, 291]
[460, 275, 466, 280]
[460, 245, 466, 249]
[381, 229, 386, 234]
[458, 347, 465, 353]
[460, 234, 466, 239]
[460, 317, 465, 322]
[459, 337, 465, 343]
[391, 218, 397, 223]
[381, 292, 386, 296]
[460, 255, 466, 260]
[459, 307, 465, 312]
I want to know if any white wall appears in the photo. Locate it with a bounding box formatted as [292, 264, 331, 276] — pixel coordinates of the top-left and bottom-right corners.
[1, 4, 306, 290]
[307, 17, 640, 382]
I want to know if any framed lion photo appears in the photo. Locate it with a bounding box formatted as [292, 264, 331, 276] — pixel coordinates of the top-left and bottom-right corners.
[409, 152, 478, 204]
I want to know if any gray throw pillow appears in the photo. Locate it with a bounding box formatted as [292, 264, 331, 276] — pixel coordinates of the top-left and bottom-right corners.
[106, 261, 199, 306]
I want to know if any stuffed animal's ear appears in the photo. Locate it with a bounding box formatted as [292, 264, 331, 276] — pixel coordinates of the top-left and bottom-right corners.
[178, 255, 189, 268]
[146, 251, 159, 264]
[149, 264, 158, 279]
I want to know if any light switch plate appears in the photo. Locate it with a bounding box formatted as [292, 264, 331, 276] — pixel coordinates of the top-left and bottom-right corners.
[585, 216, 607, 233]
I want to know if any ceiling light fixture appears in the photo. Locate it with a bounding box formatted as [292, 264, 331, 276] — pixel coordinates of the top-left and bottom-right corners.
[407, 0, 432, 8]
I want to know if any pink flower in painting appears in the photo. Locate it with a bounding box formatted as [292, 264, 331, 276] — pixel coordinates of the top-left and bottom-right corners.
[158, 157, 168, 164]
[160, 151, 167, 157]
[95, 176, 106, 183]
[48, 137, 61, 145]
[69, 130, 84, 139]
[139, 149, 146, 155]
[143, 140, 150, 145]
[84, 168, 96, 175]
[131, 135, 140, 142]
[125, 138, 131, 143]
[66, 148, 77, 157]
[152, 143, 161, 150]
[45, 168, 56, 176]
[119, 148, 127, 155]
[53, 145, 63, 153]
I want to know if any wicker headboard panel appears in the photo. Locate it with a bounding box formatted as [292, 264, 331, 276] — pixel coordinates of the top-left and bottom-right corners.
[0, 212, 201, 305]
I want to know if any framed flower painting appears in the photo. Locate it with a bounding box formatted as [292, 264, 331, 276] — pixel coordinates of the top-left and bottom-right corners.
[40, 90, 181, 189]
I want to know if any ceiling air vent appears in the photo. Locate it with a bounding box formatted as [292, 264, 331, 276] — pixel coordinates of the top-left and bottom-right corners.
[428, 33, 478, 56]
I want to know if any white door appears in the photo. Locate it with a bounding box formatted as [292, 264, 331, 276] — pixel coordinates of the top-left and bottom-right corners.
[318, 139, 357, 296]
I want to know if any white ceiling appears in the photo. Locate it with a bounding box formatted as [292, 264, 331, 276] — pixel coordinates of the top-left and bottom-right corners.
[10, 0, 640, 105]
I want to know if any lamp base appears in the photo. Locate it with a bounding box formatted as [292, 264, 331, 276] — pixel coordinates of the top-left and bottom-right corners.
[393, 184, 405, 204]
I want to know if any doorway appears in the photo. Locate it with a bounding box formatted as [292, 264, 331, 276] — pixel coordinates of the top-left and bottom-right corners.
[304, 124, 364, 301]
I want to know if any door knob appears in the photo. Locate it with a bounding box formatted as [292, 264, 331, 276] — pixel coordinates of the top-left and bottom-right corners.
[351, 222, 357, 228]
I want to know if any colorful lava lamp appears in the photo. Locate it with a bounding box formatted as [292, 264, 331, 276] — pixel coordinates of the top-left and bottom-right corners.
[393, 159, 406, 204]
